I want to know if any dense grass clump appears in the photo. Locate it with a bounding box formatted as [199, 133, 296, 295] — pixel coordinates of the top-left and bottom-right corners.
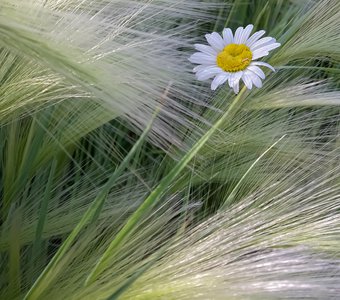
[0, 0, 340, 299]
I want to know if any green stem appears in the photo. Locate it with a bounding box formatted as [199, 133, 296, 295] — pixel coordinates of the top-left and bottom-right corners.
[85, 87, 248, 285]
[24, 110, 158, 300]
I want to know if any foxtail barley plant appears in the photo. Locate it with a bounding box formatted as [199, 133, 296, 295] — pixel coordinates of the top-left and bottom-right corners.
[0, 0, 340, 299]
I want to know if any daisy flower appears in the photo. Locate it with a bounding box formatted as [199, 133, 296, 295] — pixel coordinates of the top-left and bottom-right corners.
[189, 25, 280, 93]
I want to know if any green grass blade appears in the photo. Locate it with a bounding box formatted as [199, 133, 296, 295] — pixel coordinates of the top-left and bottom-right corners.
[8, 208, 22, 299]
[23, 110, 159, 300]
[221, 135, 286, 209]
[30, 159, 57, 272]
[85, 87, 248, 285]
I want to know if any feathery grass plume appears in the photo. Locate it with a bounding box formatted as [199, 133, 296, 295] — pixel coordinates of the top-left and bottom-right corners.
[176, 85, 339, 214]
[20, 130, 340, 300]
[272, 0, 340, 66]
[1, 0, 340, 299]
[0, 0, 220, 219]
[116, 147, 340, 300]
[0, 0, 221, 298]
[0, 0, 223, 218]
[0, 0, 218, 145]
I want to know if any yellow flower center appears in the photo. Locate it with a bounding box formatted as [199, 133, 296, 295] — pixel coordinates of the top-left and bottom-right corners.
[216, 44, 252, 72]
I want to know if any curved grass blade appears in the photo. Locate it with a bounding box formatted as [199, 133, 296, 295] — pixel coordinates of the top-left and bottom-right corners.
[221, 135, 286, 209]
[23, 108, 160, 300]
[85, 87, 248, 285]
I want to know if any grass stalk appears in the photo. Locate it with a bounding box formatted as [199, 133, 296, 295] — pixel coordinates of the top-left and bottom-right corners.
[221, 135, 286, 208]
[23, 109, 159, 300]
[85, 86, 248, 285]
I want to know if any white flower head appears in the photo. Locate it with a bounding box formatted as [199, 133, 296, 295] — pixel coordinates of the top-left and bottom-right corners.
[189, 25, 281, 93]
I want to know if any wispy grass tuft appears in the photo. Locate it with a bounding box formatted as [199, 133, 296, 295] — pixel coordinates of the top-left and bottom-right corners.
[120, 150, 340, 299]
[1, 0, 340, 300]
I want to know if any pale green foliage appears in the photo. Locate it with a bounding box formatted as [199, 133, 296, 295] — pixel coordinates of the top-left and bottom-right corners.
[0, 0, 212, 144]
[273, 0, 340, 65]
[122, 152, 340, 299]
[0, 0, 340, 300]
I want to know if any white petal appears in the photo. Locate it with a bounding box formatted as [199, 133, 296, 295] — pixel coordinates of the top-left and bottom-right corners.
[251, 61, 275, 72]
[249, 72, 263, 88]
[196, 67, 223, 81]
[228, 74, 234, 87]
[250, 37, 275, 51]
[240, 24, 254, 44]
[234, 26, 244, 44]
[222, 28, 233, 44]
[228, 71, 243, 89]
[193, 64, 215, 72]
[254, 42, 281, 53]
[242, 73, 253, 89]
[205, 32, 225, 51]
[189, 52, 216, 64]
[246, 30, 266, 47]
[252, 49, 269, 60]
[233, 81, 240, 94]
[247, 65, 265, 79]
[194, 44, 217, 56]
[211, 73, 229, 90]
